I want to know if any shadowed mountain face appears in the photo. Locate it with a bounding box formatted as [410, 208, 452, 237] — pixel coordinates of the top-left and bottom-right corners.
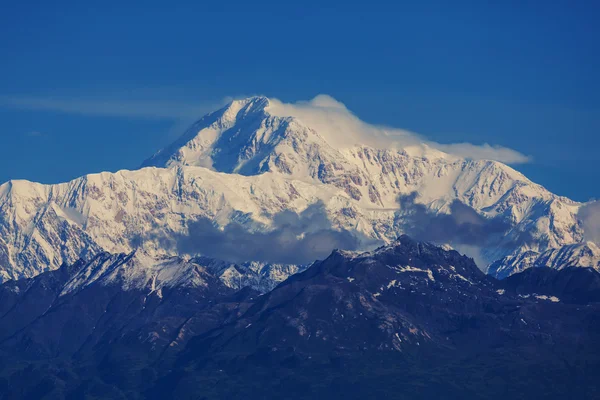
[0, 237, 599, 399]
[152, 237, 600, 399]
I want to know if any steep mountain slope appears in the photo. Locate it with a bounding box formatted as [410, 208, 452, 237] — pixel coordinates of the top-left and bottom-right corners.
[1, 237, 598, 399]
[0, 96, 588, 282]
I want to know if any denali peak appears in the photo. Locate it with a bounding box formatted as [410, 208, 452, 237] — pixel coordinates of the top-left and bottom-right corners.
[0, 96, 592, 284]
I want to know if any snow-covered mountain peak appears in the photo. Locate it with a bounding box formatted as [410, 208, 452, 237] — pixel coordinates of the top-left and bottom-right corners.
[487, 240, 600, 279]
[141, 96, 278, 170]
[139, 97, 557, 210]
[0, 97, 591, 284]
[224, 96, 271, 117]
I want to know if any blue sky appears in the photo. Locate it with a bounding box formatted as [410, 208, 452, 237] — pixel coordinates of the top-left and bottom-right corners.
[0, 1, 598, 201]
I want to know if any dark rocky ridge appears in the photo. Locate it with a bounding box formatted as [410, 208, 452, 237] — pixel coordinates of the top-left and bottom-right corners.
[0, 236, 599, 399]
[501, 265, 600, 304]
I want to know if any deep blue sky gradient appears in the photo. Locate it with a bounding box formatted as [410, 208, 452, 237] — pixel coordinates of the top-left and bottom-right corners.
[1, 1, 598, 200]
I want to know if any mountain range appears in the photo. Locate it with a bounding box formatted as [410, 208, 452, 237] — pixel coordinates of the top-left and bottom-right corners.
[1, 100, 599, 398]
[0, 96, 596, 289]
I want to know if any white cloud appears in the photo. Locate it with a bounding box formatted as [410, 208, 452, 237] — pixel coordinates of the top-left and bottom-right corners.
[578, 200, 600, 245]
[435, 143, 531, 164]
[267, 95, 421, 149]
[267, 94, 531, 164]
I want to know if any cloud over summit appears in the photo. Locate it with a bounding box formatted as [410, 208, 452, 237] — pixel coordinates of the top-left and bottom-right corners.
[267, 94, 531, 164]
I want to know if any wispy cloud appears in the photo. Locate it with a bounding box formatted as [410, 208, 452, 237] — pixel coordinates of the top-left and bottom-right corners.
[0, 95, 224, 120]
[24, 131, 47, 138]
[435, 143, 531, 164]
[267, 94, 531, 164]
[578, 200, 600, 245]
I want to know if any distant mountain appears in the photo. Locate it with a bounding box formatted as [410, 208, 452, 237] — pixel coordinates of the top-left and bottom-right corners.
[489, 241, 600, 279]
[0, 96, 590, 283]
[0, 97, 597, 286]
[1, 237, 598, 399]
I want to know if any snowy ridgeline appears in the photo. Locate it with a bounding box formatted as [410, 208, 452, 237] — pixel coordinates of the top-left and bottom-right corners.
[50, 251, 308, 295]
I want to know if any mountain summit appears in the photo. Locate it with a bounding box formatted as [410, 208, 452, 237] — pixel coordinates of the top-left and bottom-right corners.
[143, 96, 275, 171]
